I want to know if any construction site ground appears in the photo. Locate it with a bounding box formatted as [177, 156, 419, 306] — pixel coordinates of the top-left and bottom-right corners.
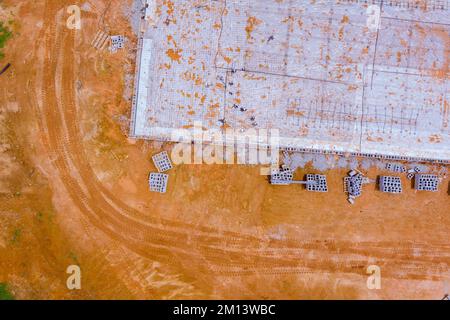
[0, 0, 449, 299]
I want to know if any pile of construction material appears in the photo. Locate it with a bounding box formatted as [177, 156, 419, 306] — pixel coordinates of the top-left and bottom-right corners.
[269, 165, 294, 185]
[268, 155, 444, 204]
[110, 35, 125, 53]
[379, 176, 403, 194]
[90, 31, 126, 53]
[385, 162, 441, 192]
[385, 163, 407, 173]
[149, 172, 168, 193]
[269, 166, 328, 192]
[386, 162, 423, 180]
[149, 151, 173, 193]
[344, 169, 374, 204]
[406, 166, 422, 180]
[415, 174, 440, 192]
[305, 174, 328, 192]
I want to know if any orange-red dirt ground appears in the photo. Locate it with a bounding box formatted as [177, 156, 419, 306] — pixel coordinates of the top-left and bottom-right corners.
[0, 0, 449, 299]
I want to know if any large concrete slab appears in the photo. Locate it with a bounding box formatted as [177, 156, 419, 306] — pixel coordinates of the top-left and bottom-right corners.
[131, 0, 450, 162]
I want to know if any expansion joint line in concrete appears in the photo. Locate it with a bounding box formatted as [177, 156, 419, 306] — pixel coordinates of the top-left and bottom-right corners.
[215, 66, 354, 86]
[213, 0, 227, 70]
[370, 0, 384, 89]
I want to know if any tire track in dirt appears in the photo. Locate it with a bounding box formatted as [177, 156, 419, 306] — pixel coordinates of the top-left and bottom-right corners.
[49, 1, 450, 268]
[38, 2, 186, 262]
[37, 1, 277, 276]
[30, 0, 450, 283]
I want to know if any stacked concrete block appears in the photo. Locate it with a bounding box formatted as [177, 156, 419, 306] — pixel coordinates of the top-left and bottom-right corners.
[386, 163, 407, 173]
[110, 35, 125, 53]
[345, 174, 364, 197]
[152, 151, 173, 172]
[414, 174, 439, 192]
[344, 177, 352, 193]
[149, 173, 168, 193]
[379, 176, 402, 194]
[343, 170, 375, 204]
[149, 151, 174, 193]
[270, 166, 294, 185]
[306, 174, 328, 192]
